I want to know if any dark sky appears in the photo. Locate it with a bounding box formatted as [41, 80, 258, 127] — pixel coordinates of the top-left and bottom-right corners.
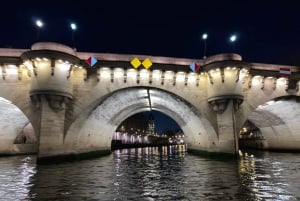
[1, 0, 300, 66]
[1, 1, 300, 132]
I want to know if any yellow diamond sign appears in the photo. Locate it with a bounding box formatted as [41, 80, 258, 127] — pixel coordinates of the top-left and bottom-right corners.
[142, 58, 152, 69]
[131, 57, 141, 68]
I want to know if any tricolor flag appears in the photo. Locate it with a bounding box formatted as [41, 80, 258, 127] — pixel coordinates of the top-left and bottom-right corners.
[279, 67, 291, 77]
[189, 62, 200, 72]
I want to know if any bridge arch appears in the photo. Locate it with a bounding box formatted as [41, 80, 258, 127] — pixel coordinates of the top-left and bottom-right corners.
[237, 74, 300, 130]
[0, 97, 37, 155]
[240, 96, 300, 150]
[64, 87, 218, 155]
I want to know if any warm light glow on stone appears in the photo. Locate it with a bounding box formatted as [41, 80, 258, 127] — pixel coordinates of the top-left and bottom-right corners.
[252, 76, 262, 85]
[6, 65, 18, 75]
[24, 60, 33, 71]
[164, 71, 174, 80]
[239, 68, 249, 79]
[113, 68, 123, 78]
[127, 69, 137, 78]
[152, 70, 161, 80]
[57, 62, 71, 71]
[188, 72, 197, 82]
[100, 68, 111, 78]
[176, 72, 185, 82]
[140, 69, 149, 78]
[277, 77, 287, 85]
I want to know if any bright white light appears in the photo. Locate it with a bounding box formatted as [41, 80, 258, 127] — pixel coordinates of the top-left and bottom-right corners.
[24, 60, 33, 71]
[6, 65, 18, 75]
[188, 73, 197, 82]
[152, 70, 161, 79]
[58, 63, 71, 71]
[277, 77, 287, 85]
[252, 76, 261, 85]
[100, 68, 111, 78]
[176, 72, 185, 82]
[202, 33, 208, 40]
[140, 69, 149, 78]
[127, 69, 137, 78]
[36, 20, 43, 28]
[230, 35, 237, 42]
[113, 68, 123, 78]
[164, 71, 174, 80]
[239, 68, 247, 75]
[70, 23, 77, 30]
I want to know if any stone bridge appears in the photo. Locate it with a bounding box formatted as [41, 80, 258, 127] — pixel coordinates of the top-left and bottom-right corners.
[0, 42, 299, 163]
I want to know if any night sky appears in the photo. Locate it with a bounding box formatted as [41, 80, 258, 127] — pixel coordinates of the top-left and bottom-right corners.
[1, 1, 300, 132]
[1, 1, 300, 65]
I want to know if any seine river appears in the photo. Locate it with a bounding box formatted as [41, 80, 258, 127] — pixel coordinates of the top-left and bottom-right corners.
[0, 145, 300, 201]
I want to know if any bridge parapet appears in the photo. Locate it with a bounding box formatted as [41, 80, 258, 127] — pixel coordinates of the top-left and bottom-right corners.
[31, 42, 77, 56]
[94, 67, 203, 88]
[249, 63, 300, 93]
[203, 53, 242, 65]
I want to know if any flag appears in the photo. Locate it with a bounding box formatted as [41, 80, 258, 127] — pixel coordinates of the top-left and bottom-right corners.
[189, 62, 200, 72]
[86, 56, 97, 67]
[279, 67, 291, 77]
[130, 57, 141, 68]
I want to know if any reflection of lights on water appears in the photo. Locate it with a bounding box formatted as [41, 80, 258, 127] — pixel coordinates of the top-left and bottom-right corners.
[238, 150, 295, 200]
[0, 156, 37, 200]
[111, 145, 187, 199]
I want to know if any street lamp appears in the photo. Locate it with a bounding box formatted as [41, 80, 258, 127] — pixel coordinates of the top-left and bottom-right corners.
[229, 34, 237, 52]
[35, 19, 43, 41]
[202, 33, 208, 59]
[70, 22, 77, 48]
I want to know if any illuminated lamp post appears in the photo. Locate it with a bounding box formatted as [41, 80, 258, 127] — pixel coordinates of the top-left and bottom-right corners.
[230, 34, 237, 52]
[70, 22, 77, 49]
[202, 33, 208, 59]
[35, 19, 43, 41]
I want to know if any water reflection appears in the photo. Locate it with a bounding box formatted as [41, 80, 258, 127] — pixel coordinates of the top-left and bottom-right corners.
[0, 156, 36, 200]
[238, 150, 300, 201]
[0, 147, 300, 200]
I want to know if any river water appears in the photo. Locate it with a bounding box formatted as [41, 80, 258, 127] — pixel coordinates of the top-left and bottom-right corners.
[0, 145, 300, 201]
